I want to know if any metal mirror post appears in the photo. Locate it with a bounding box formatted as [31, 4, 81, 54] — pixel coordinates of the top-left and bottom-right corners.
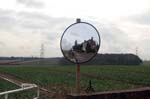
[60, 18, 100, 94]
[75, 19, 81, 94]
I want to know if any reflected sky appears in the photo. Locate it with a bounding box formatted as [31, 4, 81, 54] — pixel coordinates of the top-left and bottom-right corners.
[61, 23, 100, 51]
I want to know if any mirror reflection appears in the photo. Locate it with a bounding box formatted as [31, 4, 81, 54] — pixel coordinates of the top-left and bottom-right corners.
[61, 22, 100, 63]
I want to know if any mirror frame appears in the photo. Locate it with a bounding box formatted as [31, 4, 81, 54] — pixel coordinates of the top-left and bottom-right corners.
[60, 21, 101, 64]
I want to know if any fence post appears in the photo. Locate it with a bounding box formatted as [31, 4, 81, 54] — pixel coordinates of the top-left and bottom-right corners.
[37, 87, 40, 98]
[5, 94, 8, 99]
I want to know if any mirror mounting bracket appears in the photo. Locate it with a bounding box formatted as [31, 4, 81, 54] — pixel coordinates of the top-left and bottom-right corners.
[76, 18, 81, 23]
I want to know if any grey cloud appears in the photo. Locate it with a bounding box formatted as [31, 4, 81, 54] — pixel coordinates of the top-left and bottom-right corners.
[99, 24, 133, 53]
[0, 9, 73, 57]
[96, 20, 150, 60]
[0, 10, 17, 31]
[130, 11, 150, 25]
[0, 42, 5, 47]
[0, 9, 73, 37]
[16, 0, 44, 8]
[17, 11, 73, 31]
[0, 8, 149, 59]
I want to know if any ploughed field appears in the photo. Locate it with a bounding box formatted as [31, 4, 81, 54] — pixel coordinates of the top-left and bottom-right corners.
[0, 61, 150, 97]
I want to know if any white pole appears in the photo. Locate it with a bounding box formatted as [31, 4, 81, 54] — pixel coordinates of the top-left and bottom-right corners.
[37, 87, 40, 98]
[5, 94, 8, 99]
[0, 85, 37, 95]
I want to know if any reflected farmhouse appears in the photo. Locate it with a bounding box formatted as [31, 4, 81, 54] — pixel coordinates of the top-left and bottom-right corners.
[65, 37, 99, 63]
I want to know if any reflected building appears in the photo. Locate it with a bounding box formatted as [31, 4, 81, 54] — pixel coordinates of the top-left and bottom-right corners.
[72, 37, 98, 53]
[65, 37, 99, 63]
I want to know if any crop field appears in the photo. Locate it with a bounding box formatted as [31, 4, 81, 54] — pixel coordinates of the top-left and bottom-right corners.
[0, 78, 19, 92]
[0, 61, 150, 98]
[0, 78, 37, 99]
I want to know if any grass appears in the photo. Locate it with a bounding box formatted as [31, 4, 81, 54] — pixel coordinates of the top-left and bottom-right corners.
[0, 61, 149, 98]
[0, 78, 37, 99]
[0, 78, 19, 92]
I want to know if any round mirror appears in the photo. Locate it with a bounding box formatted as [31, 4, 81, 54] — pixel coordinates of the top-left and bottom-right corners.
[60, 21, 100, 64]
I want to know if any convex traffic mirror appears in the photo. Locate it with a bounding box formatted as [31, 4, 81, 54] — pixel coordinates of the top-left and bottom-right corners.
[60, 19, 101, 64]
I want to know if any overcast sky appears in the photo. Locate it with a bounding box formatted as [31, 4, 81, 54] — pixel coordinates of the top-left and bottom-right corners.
[0, 0, 150, 60]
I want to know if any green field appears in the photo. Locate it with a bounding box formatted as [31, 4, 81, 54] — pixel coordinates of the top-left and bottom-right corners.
[0, 61, 150, 98]
[0, 78, 37, 99]
[0, 78, 19, 92]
